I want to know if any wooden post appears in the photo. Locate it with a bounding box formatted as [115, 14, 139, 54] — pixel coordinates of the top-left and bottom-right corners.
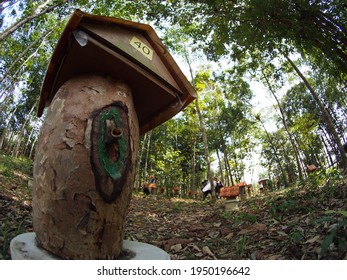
[32, 73, 139, 259]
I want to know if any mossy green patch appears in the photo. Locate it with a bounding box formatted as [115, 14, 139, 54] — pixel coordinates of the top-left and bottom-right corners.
[98, 108, 127, 180]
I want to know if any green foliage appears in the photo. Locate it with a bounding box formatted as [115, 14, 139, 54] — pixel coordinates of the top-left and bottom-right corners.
[170, 201, 184, 213]
[290, 231, 303, 244]
[227, 211, 257, 224]
[221, 210, 233, 220]
[0, 217, 26, 260]
[0, 167, 13, 178]
[1, 0, 347, 198]
[304, 168, 344, 199]
[271, 199, 297, 217]
[147, 0, 347, 74]
[317, 210, 347, 258]
[0, 151, 32, 180]
[237, 235, 247, 258]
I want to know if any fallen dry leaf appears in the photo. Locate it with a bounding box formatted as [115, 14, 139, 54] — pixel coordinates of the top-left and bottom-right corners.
[170, 244, 182, 252]
[268, 254, 283, 260]
[202, 246, 216, 259]
[225, 232, 234, 239]
[305, 235, 321, 244]
[208, 230, 220, 238]
[238, 228, 253, 235]
[189, 244, 201, 252]
[254, 223, 267, 231]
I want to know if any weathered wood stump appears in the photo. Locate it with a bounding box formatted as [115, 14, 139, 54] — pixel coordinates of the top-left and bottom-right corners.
[32, 73, 139, 259]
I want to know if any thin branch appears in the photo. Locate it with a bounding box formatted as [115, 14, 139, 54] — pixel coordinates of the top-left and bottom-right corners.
[0, 0, 66, 42]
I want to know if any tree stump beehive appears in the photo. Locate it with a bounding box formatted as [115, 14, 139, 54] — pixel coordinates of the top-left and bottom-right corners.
[32, 10, 196, 260]
[33, 74, 139, 259]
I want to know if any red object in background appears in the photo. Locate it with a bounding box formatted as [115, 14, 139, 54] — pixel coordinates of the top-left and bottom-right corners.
[220, 185, 240, 199]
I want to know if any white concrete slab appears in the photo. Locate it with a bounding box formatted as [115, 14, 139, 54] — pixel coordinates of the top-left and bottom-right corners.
[10, 232, 170, 260]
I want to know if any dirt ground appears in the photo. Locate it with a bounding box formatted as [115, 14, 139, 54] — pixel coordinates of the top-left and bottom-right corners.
[1, 154, 346, 260]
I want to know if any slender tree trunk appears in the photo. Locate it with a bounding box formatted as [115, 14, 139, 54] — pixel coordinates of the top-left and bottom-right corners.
[12, 101, 37, 157]
[135, 133, 147, 189]
[191, 134, 197, 191]
[320, 133, 335, 167]
[0, 106, 18, 149]
[285, 54, 347, 170]
[291, 132, 309, 176]
[263, 73, 304, 181]
[29, 135, 38, 159]
[222, 139, 234, 186]
[216, 148, 224, 183]
[0, 29, 53, 85]
[195, 98, 214, 190]
[143, 130, 152, 183]
[257, 116, 288, 187]
[185, 53, 214, 196]
[222, 139, 235, 186]
[6, 129, 16, 152]
[23, 126, 35, 157]
[0, 1, 66, 42]
[233, 151, 241, 181]
[224, 155, 230, 186]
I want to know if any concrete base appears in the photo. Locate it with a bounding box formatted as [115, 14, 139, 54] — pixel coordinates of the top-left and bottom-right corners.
[225, 199, 239, 211]
[10, 232, 170, 260]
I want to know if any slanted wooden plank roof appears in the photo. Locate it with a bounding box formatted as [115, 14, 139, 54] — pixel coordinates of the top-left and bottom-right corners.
[38, 9, 196, 134]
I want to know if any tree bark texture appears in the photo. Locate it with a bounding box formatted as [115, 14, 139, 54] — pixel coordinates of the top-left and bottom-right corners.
[32, 73, 139, 259]
[285, 54, 347, 170]
[194, 98, 214, 193]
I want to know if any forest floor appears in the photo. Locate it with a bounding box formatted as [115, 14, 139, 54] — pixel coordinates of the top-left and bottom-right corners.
[0, 152, 347, 260]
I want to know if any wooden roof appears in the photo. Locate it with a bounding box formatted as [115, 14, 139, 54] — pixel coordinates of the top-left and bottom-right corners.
[38, 9, 196, 134]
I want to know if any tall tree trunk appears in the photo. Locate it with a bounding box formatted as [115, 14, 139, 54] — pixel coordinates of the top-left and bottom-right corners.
[320, 132, 335, 167]
[222, 140, 234, 186]
[0, 29, 53, 86]
[191, 133, 197, 192]
[291, 132, 310, 174]
[0, 1, 66, 42]
[257, 115, 288, 187]
[263, 73, 304, 181]
[135, 133, 147, 189]
[23, 123, 37, 157]
[216, 148, 224, 183]
[29, 135, 38, 159]
[12, 101, 37, 157]
[143, 130, 152, 184]
[194, 98, 214, 190]
[285, 54, 347, 170]
[0, 106, 18, 149]
[233, 151, 241, 181]
[185, 53, 214, 195]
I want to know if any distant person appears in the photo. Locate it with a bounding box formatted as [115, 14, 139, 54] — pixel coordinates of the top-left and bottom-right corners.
[142, 183, 150, 196]
[214, 177, 223, 199]
[201, 179, 212, 200]
[259, 182, 264, 192]
[148, 175, 157, 195]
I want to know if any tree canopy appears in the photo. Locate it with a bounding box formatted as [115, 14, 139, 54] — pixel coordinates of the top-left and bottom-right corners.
[1, 0, 347, 193]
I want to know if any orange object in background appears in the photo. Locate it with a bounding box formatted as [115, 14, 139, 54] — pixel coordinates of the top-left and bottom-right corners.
[220, 185, 240, 199]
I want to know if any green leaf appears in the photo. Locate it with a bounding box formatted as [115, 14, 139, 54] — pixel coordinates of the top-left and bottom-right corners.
[320, 228, 337, 256]
[325, 210, 347, 218]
